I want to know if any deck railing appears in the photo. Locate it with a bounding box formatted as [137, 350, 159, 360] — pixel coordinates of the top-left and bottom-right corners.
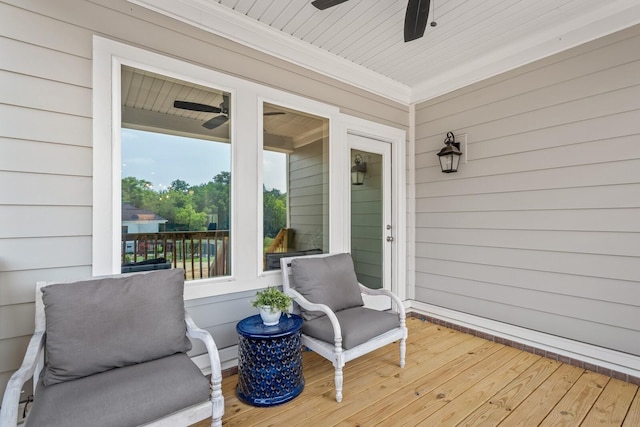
[121, 230, 230, 280]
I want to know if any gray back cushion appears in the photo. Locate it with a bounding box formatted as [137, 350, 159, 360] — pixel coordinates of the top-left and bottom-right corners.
[41, 269, 191, 386]
[290, 253, 363, 320]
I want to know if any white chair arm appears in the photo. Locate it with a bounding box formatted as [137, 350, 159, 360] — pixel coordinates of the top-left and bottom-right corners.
[185, 314, 223, 379]
[0, 331, 45, 427]
[184, 313, 224, 421]
[357, 284, 406, 318]
[284, 288, 343, 346]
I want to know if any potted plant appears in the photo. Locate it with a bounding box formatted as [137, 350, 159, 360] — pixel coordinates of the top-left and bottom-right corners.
[252, 287, 292, 326]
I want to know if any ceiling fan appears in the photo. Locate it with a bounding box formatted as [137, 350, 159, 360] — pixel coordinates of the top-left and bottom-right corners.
[311, 0, 431, 42]
[174, 97, 286, 130]
[174, 96, 229, 130]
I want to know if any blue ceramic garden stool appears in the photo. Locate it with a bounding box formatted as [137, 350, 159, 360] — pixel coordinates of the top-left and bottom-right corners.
[236, 314, 304, 407]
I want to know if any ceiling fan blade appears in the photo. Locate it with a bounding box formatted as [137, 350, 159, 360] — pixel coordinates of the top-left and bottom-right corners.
[174, 100, 221, 113]
[311, 0, 349, 10]
[404, 0, 430, 42]
[264, 112, 286, 116]
[202, 115, 229, 130]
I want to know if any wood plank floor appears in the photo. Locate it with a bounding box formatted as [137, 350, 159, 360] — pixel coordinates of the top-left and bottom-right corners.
[193, 318, 640, 426]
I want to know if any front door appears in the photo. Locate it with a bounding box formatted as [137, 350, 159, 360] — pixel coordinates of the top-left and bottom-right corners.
[348, 134, 393, 310]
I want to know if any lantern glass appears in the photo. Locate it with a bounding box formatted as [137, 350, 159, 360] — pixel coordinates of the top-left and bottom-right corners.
[437, 138, 462, 173]
[351, 168, 365, 185]
[439, 154, 453, 172]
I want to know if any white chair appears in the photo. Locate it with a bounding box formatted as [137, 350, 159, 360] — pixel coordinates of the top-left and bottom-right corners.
[0, 269, 224, 427]
[280, 253, 407, 402]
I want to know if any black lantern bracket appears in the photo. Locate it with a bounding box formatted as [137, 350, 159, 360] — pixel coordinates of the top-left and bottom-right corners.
[444, 132, 460, 150]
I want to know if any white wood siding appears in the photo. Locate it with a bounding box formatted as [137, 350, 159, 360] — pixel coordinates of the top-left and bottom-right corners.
[414, 24, 640, 356]
[0, 0, 408, 399]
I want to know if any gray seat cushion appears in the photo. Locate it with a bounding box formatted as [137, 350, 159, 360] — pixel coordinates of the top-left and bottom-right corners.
[41, 269, 191, 386]
[291, 254, 364, 320]
[26, 353, 209, 427]
[302, 306, 400, 349]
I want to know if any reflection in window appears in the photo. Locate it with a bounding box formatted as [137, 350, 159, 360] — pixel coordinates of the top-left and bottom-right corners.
[262, 103, 329, 270]
[120, 66, 231, 280]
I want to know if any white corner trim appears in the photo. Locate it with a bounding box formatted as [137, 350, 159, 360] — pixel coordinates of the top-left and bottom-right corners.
[127, 0, 411, 104]
[409, 301, 640, 378]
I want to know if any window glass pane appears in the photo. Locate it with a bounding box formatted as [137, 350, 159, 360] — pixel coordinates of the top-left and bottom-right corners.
[351, 149, 383, 289]
[263, 103, 329, 270]
[120, 66, 231, 280]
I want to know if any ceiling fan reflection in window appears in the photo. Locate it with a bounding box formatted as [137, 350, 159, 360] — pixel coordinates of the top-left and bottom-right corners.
[312, 0, 432, 42]
[173, 96, 230, 130]
[173, 97, 285, 130]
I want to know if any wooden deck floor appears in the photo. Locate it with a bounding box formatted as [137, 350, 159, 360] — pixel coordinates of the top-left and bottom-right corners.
[194, 317, 640, 426]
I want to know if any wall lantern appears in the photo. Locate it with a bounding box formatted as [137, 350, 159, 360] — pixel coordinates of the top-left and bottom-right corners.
[437, 131, 463, 173]
[351, 154, 367, 185]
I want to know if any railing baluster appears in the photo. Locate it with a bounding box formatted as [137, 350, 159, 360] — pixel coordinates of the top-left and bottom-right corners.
[190, 234, 195, 280]
[121, 230, 229, 279]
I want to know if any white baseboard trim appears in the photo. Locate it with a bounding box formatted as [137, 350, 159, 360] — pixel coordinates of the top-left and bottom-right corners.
[192, 345, 238, 376]
[409, 301, 640, 379]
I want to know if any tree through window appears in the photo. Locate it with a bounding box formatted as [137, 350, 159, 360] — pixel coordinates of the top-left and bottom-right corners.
[120, 65, 231, 280]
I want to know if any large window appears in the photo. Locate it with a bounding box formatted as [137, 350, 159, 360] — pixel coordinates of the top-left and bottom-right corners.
[120, 66, 231, 280]
[262, 103, 329, 271]
[94, 37, 367, 298]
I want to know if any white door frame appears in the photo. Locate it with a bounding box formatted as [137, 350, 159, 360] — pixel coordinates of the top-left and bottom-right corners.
[340, 115, 407, 302]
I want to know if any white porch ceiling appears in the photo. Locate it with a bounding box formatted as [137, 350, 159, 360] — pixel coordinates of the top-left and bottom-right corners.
[130, 0, 640, 104]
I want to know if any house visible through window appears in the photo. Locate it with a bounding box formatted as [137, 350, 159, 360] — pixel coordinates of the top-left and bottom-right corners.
[120, 65, 231, 280]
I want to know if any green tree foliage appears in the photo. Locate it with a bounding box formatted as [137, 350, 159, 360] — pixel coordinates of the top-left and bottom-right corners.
[122, 172, 245, 231]
[263, 187, 286, 238]
[121, 171, 287, 234]
[175, 204, 207, 230]
[191, 171, 230, 230]
[121, 177, 154, 208]
[170, 179, 190, 193]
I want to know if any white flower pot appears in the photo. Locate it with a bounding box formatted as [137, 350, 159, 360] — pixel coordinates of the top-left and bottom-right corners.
[258, 306, 282, 326]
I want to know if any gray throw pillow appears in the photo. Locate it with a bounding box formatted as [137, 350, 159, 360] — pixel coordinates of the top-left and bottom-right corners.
[290, 253, 364, 320]
[41, 268, 191, 386]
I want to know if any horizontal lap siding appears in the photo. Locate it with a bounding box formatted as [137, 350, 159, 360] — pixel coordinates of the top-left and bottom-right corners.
[0, 0, 408, 398]
[414, 24, 640, 356]
[289, 141, 328, 251]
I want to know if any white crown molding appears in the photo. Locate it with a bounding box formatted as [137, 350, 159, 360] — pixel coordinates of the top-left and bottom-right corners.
[128, 0, 411, 105]
[410, 0, 640, 103]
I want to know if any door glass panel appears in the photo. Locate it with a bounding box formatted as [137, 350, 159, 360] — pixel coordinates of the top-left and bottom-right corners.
[263, 102, 329, 270]
[120, 65, 231, 280]
[351, 149, 383, 289]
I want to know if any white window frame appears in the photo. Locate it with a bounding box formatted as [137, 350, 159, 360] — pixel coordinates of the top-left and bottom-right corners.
[92, 36, 344, 299]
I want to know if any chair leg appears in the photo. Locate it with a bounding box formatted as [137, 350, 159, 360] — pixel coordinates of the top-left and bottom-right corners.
[334, 366, 343, 403]
[399, 337, 406, 368]
[210, 377, 224, 427]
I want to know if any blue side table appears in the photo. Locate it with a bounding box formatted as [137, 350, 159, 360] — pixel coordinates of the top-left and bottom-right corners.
[236, 314, 304, 407]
